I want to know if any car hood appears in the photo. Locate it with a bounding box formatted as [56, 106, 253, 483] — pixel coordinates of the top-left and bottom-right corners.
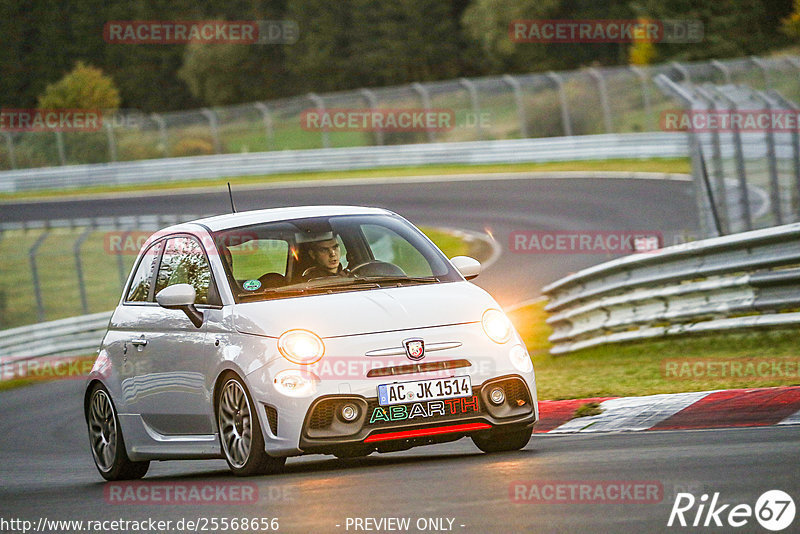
[232, 281, 497, 338]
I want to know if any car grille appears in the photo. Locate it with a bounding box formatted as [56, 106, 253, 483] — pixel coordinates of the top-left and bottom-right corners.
[308, 401, 337, 430]
[264, 404, 279, 435]
[501, 378, 531, 406]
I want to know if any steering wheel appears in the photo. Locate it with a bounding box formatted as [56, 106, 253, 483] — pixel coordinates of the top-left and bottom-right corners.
[348, 260, 406, 277]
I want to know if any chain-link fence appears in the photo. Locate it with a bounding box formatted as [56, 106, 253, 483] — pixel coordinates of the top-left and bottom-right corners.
[656, 70, 800, 237]
[0, 215, 207, 329]
[3, 54, 799, 171]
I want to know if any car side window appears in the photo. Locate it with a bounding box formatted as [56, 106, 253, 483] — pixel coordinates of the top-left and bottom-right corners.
[229, 239, 289, 280]
[125, 241, 164, 302]
[154, 237, 212, 304]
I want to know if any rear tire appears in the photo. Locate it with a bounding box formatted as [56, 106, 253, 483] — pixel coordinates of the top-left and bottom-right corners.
[217, 374, 286, 476]
[86, 384, 149, 481]
[471, 426, 532, 453]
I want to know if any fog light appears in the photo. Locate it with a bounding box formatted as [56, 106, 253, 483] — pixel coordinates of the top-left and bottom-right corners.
[489, 387, 505, 405]
[340, 403, 359, 422]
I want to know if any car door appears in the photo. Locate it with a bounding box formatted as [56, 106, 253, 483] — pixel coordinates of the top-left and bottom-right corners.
[121, 235, 216, 436]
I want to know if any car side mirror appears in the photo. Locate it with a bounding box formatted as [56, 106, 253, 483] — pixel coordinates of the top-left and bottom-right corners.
[450, 256, 481, 280]
[156, 284, 204, 328]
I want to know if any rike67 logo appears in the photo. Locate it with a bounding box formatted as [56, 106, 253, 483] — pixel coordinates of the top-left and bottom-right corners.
[668, 490, 795, 531]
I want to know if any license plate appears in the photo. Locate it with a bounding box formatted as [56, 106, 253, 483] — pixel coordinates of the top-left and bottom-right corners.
[378, 376, 471, 406]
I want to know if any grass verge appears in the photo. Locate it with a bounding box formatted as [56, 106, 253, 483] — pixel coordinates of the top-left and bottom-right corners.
[508, 300, 800, 400]
[0, 158, 689, 202]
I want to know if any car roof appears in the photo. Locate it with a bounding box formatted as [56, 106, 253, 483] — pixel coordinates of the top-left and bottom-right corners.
[184, 205, 393, 233]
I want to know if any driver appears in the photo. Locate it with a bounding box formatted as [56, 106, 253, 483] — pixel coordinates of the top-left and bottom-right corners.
[302, 235, 350, 279]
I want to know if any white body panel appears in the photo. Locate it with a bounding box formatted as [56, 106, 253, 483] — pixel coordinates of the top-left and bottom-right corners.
[86, 206, 538, 462]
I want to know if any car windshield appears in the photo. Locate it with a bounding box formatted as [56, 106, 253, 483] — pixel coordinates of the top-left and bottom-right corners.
[212, 213, 461, 302]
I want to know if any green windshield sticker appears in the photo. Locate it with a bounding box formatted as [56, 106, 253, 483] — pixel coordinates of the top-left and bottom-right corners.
[242, 279, 261, 291]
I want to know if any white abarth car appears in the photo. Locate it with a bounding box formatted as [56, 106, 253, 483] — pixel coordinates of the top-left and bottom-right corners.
[85, 206, 538, 480]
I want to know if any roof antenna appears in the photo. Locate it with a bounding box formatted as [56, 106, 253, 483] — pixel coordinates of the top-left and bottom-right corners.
[227, 182, 237, 213]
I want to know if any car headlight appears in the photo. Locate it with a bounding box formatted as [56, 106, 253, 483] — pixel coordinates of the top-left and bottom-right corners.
[278, 329, 325, 364]
[482, 309, 512, 344]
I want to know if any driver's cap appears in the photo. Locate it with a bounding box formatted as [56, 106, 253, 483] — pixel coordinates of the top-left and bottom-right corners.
[295, 230, 335, 244]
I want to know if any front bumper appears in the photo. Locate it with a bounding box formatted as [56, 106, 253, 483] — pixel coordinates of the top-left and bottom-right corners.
[243, 322, 538, 456]
[298, 375, 536, 455]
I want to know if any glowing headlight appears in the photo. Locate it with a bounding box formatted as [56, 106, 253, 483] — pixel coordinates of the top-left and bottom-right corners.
[509, 344, 533, 373]
[274, 369, 318, 397]
[277, 329, 325, 364]
[482, 309, 512, 344]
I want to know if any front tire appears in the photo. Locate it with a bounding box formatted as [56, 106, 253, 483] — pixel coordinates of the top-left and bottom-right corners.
[217, 374, 286, 476]
[86, 384, 149, 481]
[471, 425, 532, 453]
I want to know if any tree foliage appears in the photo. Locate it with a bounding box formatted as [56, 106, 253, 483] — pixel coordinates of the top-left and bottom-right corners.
[38, 61, 121, 110]
[1, 0, 795, 112]
[781, 0, 800, 39]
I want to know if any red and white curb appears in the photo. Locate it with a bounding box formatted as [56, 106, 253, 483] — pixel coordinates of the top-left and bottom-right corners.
[534, 386, 800, 434]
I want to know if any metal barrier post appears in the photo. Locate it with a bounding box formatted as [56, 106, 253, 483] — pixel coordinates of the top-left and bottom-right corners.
[74, 227, 93, 315]
[3, 133, 16, 169]
[359, 88, 384, 145]
[546, 72, 572, 136]
[672, 61, 690, 82]
[253, 103, 275, 150]
[750, 56, 771, 89]
[628, 66, 654, 130]
[200, 108, 222, 154]
[411, 83, 436, 142]
[694, 86, 730, 232]
[55, 131, 66, 165]
[150, 113, 169, 157]
[459, 78, 483, 140]
[711, 60, 732, 84]
[502, 75, 528, 138]
[29, 230, 50, 323]
[712, 88, 752, 230]
[588, 68, 613, 133]
[753, 91, 783, 225]
[654, 73, 717, 236]
[104, 120, 117, 162]
[307, 93, 330, 149]
[768, 89, 800, 219]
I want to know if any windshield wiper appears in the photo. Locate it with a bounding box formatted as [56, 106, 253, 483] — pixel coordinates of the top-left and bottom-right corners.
[238, 287, 308, 300]
[357, 276, 441, 285]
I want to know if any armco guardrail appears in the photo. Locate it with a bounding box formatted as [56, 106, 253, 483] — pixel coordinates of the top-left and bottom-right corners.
[0, 311, 111, 364]
[542, 222, 800, 354]
[0, 133, 688, 193]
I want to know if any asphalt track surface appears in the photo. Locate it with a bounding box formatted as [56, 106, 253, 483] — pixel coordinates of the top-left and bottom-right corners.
[3, 176, 797, 533]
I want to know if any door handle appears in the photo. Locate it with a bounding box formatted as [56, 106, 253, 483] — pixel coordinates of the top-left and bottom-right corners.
[130, 338, 148, 347]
